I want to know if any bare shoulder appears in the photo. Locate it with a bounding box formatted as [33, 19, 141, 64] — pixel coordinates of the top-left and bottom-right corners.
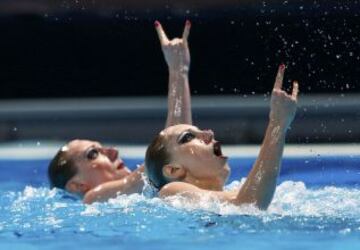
[159, 182, 237, 203]
[158, 182, 202, 198]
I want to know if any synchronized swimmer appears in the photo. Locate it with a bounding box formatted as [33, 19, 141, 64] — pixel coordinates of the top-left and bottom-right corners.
[145, 64, 298, 210]
[48, 21, 299, 210]
[48, 21, 193, 204]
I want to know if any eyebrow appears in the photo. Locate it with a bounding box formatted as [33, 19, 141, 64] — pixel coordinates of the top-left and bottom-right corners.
[83, 144, 101, 156]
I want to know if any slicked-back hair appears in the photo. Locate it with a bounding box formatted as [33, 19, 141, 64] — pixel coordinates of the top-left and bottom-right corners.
[145, 133, 171, 189]
[48, 149, 77, 190]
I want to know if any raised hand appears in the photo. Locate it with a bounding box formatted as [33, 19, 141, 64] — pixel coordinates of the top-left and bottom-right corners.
[269, 64, 299, 129]
[235, 65, 299, 209]
[155, 20, 191, 73]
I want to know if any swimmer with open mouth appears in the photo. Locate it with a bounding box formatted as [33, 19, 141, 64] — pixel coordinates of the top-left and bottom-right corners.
[145, 63, 299, 210]
[48, 20, 193, 204]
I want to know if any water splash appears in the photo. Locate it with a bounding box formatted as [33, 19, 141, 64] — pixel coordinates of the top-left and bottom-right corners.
[1, 182, 359, 241]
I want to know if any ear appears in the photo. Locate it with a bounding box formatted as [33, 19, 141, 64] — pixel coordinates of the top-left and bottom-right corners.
[65, 179, 90, 195]
[162, 164, 186, 181]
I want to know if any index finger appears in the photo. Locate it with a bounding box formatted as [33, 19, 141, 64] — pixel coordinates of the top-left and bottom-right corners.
[155, 20, 169, 45]
[291, 81, 299, 99]
[182, 20, 191, 41]
[274, 64, 285, 90]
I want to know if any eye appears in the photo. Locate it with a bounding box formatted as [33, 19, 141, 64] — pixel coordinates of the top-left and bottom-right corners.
[86, 148, 99, 160]
[178, 132, 195, 144]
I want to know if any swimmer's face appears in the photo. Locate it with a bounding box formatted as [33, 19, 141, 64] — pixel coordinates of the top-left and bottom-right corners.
[162, 124, 230, 189]
[65, 140, 131, 194]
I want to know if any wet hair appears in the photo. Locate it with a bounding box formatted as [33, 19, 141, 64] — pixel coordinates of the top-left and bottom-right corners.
[48, 148, 77, 190]
[145, 133, 172, 189]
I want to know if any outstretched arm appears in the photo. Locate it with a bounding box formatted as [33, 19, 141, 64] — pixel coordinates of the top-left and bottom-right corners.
[157, 65, 298, 211]
[236, 64, 299, 209]
[155, 20, 192, 128]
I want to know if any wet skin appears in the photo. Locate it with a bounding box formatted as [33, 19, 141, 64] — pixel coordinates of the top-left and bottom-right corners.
[150, 64, 299, 210]
[161, 124, 231, 191]
[64, 140, 131, 193]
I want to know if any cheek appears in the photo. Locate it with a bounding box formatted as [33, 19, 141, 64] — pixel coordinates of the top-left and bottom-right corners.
[172, 144, 208, 165]
[179, 145, 201, 163]
[187, 145, 211, 162]
[181, 147, 207, 163]
[93, 158, 113, 170]
[185, 146, 197, 157]
[88, 167, 113, 182]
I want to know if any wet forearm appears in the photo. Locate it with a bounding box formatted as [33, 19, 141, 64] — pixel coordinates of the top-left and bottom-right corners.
[83, 167, 144, 204]
[236, 121, 287, 209]
[165, 69, 192, 127]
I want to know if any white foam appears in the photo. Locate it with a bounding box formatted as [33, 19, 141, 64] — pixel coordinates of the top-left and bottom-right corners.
[3, 182, 360, 220]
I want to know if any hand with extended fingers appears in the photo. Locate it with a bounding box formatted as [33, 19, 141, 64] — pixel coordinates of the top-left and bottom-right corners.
[269, 64, 299, 129]
[155, 20, 191, 73]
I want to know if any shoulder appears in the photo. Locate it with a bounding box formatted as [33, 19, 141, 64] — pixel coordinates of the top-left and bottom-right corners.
[158, 182, 202, 198]
[159, 182, 237, 203]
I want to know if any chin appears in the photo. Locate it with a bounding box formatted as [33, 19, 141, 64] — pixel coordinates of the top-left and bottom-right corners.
[222, 163, 231, 182]
[217, 155, 228, 165]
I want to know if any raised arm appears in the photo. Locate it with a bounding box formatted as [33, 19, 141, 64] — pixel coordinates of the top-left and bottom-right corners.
[235, 64, 299, 209]
[155, 20, 192, 128]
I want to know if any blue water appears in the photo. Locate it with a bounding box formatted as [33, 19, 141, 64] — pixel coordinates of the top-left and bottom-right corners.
[0, 156, 360, 250]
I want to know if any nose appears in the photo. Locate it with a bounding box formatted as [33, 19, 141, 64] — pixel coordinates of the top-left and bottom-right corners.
[103, 147, 119, 162]
[199, 129, 214, 144]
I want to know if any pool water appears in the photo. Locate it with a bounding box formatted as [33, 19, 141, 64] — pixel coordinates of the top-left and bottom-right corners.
[0, 147, 359, 250]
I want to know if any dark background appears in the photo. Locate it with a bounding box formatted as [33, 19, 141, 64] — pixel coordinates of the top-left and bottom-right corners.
[0, 0, 359, 99]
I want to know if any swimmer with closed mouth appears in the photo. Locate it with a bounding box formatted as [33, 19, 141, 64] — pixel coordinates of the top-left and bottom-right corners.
[145, 64, 299, 210]
[48, 20, 193, 204]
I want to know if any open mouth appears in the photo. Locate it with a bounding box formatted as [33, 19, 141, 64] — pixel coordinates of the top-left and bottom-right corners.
[116, 161, 125, 170]
[213, 141, 226, 158]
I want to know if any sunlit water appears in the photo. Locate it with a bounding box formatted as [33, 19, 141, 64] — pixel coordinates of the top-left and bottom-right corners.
[1, 180, 359, 250]
[0, 153, 359, 249]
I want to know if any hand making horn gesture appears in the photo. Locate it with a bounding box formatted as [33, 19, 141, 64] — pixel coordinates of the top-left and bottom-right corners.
[155, 20, 191, 72]
[269, 64, 299, 129]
